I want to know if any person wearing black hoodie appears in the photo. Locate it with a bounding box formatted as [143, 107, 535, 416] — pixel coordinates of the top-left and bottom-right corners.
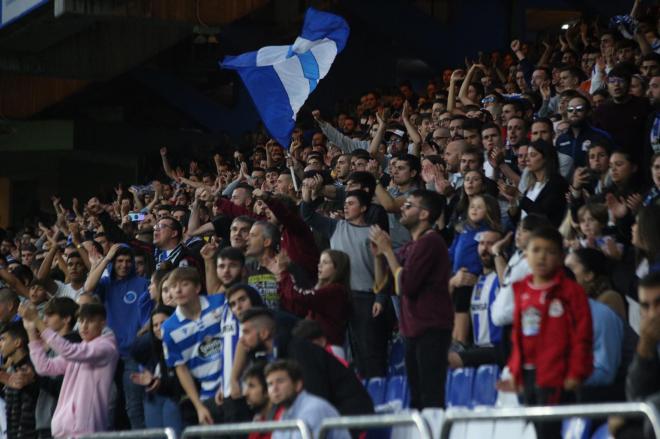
[237, 307, 374, 418]
[130, 305, 183, 435]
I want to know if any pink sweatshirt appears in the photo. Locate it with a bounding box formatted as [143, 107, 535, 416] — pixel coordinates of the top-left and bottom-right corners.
[29, 328, 119, 438]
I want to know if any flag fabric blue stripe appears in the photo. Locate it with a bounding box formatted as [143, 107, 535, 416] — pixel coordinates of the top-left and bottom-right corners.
[235, 66, 294, 147]
[221, 7, 349, 148]
[297, 50, 320, 92]
[299, 7, 350, 52]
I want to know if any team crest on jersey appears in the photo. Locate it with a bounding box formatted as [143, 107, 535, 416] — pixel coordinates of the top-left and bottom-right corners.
[548, 299, 564, 317]
[199, 335, 222, 358]
[123, 291, 138, 304]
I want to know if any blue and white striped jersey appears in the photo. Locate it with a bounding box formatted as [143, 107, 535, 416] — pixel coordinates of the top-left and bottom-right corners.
[470, 271, 502, 347]
[162, 294, 226, 400]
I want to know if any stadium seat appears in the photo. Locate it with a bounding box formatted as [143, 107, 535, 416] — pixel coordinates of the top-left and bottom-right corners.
[562, 418, 592, 439]
[388, 335, 406, 376]
[472, 364, 500, 406]
[384, 375, 410, 409]
[366, 377, 387, 406]
[447, 367, 475, 408]
[492, 420, 533, 439]
[590, 423, 609, 439]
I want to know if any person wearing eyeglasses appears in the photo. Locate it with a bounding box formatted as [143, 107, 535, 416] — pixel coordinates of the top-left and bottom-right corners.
[556, 95, 613, 168]
[594, 66, 652, 168]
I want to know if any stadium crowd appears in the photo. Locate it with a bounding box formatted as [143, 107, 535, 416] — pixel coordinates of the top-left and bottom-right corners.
[1, 2, 660, 438]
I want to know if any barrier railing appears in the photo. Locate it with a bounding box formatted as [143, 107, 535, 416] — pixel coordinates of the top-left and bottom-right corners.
[78, 428, 177, 439]
[182, 420, 312, 439]
[439, 402, 660, 439]
[318, 412, 431, 439]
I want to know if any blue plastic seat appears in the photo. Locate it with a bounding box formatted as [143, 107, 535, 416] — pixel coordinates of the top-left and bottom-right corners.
[562, 417, 592, 439]
[590, 423, 608, 439]
[384, 375, 410, 408]
[448, 367, 475, 407]
[365, 377, 387, 406]
[387, 335, 406, 376]
[472, 364, 500, 406]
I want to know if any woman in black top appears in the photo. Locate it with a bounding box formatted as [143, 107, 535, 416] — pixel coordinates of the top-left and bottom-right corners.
[509, 140, 568, 227]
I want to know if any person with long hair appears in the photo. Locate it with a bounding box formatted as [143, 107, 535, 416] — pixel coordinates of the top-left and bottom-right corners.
[564, 248, 626, 319]
[130, 305, 183, 435]
[274, 249, 351, 359]
[508, 139, 568, 227]
[448, 194, 501, 344]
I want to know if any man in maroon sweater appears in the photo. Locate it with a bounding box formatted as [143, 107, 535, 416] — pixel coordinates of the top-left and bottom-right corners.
[370, 189, 454, 409]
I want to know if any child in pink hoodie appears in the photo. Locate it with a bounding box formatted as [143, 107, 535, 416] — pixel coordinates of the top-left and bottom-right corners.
[21, 302, 119, 438]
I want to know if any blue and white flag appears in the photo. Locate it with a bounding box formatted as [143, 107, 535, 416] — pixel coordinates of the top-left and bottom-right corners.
[221, 7, 349, 148]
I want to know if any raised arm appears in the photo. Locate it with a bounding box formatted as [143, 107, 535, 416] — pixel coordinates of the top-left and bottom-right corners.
[401, 101, 422, 155]
[160, 147, 175, 179]
[84, 243, 121, 294]
[200, 241, 222, 294]
[447, 69, 464, 114]
[368, 111, 387, 162]
[458, 65, 479, 106]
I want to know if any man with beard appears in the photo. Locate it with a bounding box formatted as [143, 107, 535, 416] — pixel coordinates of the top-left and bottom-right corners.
[555, 95, 613, 168]
[448, 229, 506, 369]
[370, 189, 453, 409]
[646, 75, 660, 163]
[594, 66, 652, 167]
[201, 245, 245, 294]
[267, 360, 349, 439]
[238, 308, 373, 417]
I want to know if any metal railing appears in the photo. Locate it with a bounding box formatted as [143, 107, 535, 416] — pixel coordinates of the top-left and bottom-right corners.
[182, 420, 312, 439]
[439, 402, 660, 439]
[318, 412, 431, 439]
[78, 428, 177, 439]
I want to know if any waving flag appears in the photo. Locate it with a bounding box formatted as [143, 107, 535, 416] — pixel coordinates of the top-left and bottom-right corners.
[221, 7, 349, 148]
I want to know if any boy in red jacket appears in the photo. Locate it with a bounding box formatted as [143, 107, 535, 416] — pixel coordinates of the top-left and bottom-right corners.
[499, 227, 593, 438]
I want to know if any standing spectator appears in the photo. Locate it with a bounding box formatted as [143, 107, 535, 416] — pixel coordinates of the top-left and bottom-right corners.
[238, 308, 373, 417]
[161, 267, 226, 425]
[625, 272, 660, 437]
[267, 360, 349, 439]
[34, 297, 81, 439]
[130, 305, 183, 436]
[555, 95, 612, 168]
[448, 194, 501, 344]
[448, 229, 506, 368]
[24, 303, 119, 438]
[153, 216, 202, 272]
[500, 227, 593, 438]
[84, 243, 150, 429]
[370, 189, 453, 409]
[244, 363, 283, 439]
[593, 66, 652, 167]
[508, 140, 568, 227]
[0, 322, 38, 439]
[245, 221, 281, 310]
[301, 185, 388, 378]
[275, 249, 351, 358]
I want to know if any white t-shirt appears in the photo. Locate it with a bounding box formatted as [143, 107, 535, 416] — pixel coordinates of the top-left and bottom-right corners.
[54, 280, 85, 301]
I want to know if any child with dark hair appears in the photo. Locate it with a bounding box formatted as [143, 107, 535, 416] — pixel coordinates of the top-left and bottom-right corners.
[499, 227, 593, 438]
[0, 321, 38, 439]
[130, 305, 183, 435]
[35, 297, 81, 439]
[22, 302, 119, 438]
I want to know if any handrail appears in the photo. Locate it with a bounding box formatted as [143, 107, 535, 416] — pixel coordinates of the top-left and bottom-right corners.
[182, 420, 312, 439]
[78, 428, 177, 439]
[439, 402, 660, 439]
[318, 412, 431, 439]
